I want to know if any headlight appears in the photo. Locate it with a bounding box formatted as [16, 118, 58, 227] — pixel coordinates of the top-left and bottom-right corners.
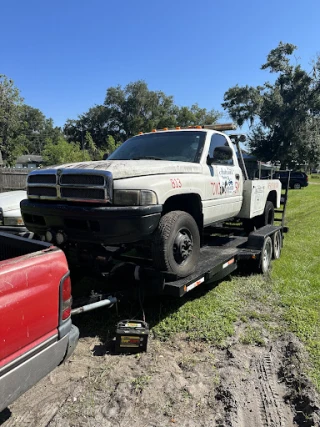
[113, 190, 158, 206]
[3, 217, 25, 226]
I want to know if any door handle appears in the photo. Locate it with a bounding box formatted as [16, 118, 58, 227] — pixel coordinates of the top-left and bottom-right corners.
[235, 174, 240, 180]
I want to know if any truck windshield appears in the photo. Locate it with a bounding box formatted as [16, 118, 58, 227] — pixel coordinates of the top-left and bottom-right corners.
[108, 131, 206, 163]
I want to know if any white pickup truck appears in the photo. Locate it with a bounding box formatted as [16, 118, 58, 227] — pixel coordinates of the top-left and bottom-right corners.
[0, 190, 29, 236]
[20, 125, 282, 277]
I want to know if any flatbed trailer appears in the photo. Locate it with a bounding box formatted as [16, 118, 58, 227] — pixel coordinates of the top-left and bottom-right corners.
[115, 224, 285, 295]
[71, 223, 287, 314]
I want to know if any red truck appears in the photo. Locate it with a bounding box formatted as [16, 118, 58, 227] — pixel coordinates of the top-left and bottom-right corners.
[0, 232, 79, 412]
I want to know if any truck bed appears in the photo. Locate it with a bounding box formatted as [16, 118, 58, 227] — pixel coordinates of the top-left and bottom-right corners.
[0, 231, 79, 413]
[0, 232, 51, 262]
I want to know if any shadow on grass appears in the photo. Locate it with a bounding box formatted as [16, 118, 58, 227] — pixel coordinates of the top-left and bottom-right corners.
[70, 269, 230, 346]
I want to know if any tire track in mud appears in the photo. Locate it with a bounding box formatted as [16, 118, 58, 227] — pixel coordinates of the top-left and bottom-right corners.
[256, 354, 289, 426]
[215, 350, 296, 427]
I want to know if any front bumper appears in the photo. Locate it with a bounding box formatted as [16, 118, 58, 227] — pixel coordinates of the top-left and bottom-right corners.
[21, 199, 162, 245]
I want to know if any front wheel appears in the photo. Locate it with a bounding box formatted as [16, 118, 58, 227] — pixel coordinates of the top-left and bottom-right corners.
[151, 211, 200, 277]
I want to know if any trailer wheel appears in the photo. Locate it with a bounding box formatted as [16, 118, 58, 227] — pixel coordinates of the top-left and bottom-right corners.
[259, 236, 272, 273]
[152, 210, 200, 277]
[272, 230, 282, 259]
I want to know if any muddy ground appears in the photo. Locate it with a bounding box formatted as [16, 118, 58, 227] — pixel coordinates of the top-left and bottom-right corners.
[1, 322, 319, 427]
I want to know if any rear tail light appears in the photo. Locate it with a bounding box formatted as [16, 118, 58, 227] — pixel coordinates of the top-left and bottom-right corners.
[62, 306, 71, 320]
[61, 274, 72, 321]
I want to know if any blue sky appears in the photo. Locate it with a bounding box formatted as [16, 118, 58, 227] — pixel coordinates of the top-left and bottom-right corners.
[1, 0, 320, 128]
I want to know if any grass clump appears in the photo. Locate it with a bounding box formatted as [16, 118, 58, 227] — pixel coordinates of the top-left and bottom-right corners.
[240, 325, 265, 346]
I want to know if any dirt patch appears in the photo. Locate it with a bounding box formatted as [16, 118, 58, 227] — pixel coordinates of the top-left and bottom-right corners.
[1, 331, 319, 427]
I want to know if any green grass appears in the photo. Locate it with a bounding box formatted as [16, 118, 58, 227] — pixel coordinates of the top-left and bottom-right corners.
[152, 279, 242, 342]
[272, 183, 320, 388]
[310, 174, 320, 180]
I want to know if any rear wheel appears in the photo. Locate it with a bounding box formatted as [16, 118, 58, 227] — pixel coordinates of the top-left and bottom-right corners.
[272, 230, 282, 259]
[152, 210, 200, 277]
[259, 236, 273, 274]
[255, 201, 274, 229]
[243, 201, 274, 233]
[293, 182, 301, 189]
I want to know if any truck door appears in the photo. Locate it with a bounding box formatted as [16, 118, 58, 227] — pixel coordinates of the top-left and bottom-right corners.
[203, 133, 242, 225]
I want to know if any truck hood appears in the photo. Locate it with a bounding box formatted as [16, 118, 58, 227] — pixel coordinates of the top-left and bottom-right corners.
[48, 160, 202, 179]
[0, 191, 27, 212]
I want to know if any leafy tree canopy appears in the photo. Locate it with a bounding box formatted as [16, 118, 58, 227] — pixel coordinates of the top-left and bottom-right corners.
[222, 42, 320, 169]
[12, 105, 61, 159]
[64, 80, 221, 148]
[0, 75, 23, 163]
[0, 75, 62, 165]
[42, 136, 91, 166]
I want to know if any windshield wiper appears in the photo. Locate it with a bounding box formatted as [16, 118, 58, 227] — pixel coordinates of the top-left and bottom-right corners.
[132, 156, 164, 160]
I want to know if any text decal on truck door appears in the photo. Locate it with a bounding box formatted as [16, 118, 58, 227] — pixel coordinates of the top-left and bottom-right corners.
[218, 166, 236, 195]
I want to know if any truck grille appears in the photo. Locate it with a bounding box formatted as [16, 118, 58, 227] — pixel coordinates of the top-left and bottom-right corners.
[28, 174, 57, 184]
[27, 169, 113, 203]
[28, 187, 57, 197]
[60, 188, 105, 200]
[60, 174, 104, 186]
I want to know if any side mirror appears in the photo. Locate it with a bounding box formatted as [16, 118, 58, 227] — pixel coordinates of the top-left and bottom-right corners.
[207, 146, 233, 165]
[103, 153, 109, 160]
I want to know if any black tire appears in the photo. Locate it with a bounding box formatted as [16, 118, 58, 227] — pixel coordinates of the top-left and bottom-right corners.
[259, 236, 273, 274]
[272, 230, 282, 259]
[293, 182, 301, 189]
[151, 210, 200, 277]
[255, 201, 274, 229]
[242, 218, 255, 234]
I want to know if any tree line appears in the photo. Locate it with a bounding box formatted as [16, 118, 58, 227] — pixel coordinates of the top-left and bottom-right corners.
[1, 42, 320, 169]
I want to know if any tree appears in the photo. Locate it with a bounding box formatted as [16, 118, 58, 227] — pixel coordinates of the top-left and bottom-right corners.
[64, 105, 110, 148]
[103, 80, 179, 140]
[42, 136, 91, 166]
[176, 104, 221, 127]
[105, 135, 120, 154]
[64, 80, 221, 147]
[12, 105, 61, 157]
[222, 42, 320, 169]
[104, 81, 221, 139]
[0, 75, 23, 163]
